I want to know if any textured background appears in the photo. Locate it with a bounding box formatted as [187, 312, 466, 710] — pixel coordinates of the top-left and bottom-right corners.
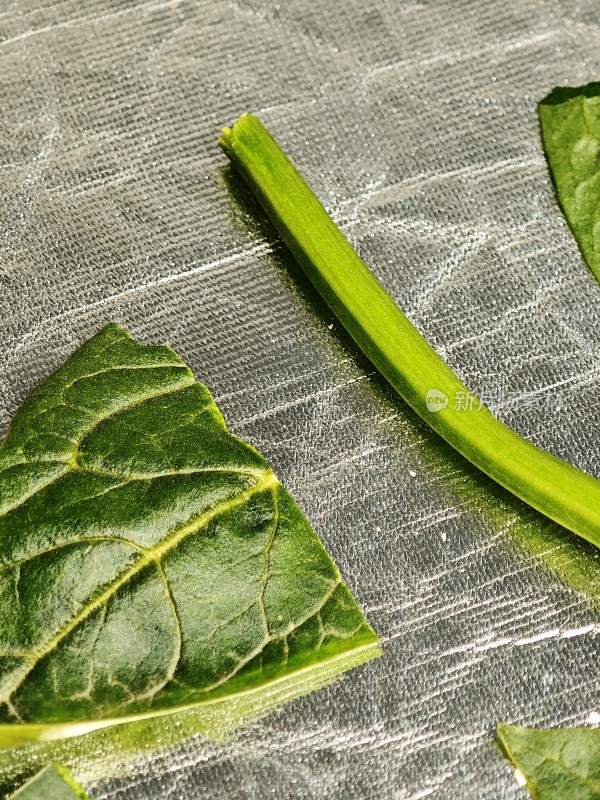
[2, 0, 600, 797]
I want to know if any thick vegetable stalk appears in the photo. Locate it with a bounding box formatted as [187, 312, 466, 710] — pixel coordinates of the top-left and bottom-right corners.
[220, 114, 600, 550]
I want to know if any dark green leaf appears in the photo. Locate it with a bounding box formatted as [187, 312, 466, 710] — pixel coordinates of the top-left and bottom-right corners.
[0, 323, 378, 746]
[10, 764, 90, 799]
[498, 723, 600, 799]
[539, 83, 600, 282]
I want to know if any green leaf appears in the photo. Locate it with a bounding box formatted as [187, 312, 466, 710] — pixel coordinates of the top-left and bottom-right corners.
[0, 644, 376, 792]
[0, 323, 378, 747]
[539, 83, 600, 282]
[220, 114, 600, 553]
[10, 764, 91, 799]
[498, 724, 600, 799]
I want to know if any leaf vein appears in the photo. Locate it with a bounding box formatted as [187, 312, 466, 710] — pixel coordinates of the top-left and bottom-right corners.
[516, 738, 600, 793]
[0, 534, 147, 575]
[0, 473, 277, 707]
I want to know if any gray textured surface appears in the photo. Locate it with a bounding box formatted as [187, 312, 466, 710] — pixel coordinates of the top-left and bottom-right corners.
[2, 0, 600, 797]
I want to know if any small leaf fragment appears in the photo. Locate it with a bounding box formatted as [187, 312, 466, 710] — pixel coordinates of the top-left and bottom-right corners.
[0, 323, 378, 746]
[539, 83, 600, 281]
[10, 764, 91, 799]
[498, 723, 600, 799]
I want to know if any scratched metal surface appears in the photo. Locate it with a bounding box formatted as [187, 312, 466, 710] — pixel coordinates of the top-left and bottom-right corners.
[1, 0, 600, 797]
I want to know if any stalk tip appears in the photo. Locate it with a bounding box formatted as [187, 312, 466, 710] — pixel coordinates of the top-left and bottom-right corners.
[219, 125, 235, 157]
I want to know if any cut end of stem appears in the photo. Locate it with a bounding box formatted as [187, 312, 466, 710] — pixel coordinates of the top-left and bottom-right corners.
[218, 125, 234, 157]
[219, 114, 264, 161]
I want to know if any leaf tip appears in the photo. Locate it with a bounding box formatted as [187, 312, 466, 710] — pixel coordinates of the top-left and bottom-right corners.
[539, 81, 600, 108]
[496, 722, 523, 751]
[94, 321, 132, 343]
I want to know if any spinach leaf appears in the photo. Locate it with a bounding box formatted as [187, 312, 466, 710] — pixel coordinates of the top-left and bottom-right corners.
[0, 323, 378, 745]
[498, 723, 600, 799]
[10, 764, 90, 799]
[539, 84, 600, 282]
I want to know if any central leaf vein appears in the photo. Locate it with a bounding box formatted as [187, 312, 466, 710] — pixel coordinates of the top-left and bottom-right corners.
[0, 472, 277, 706]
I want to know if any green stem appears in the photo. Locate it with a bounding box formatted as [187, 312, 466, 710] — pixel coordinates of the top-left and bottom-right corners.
[219, 114, 600, 550]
